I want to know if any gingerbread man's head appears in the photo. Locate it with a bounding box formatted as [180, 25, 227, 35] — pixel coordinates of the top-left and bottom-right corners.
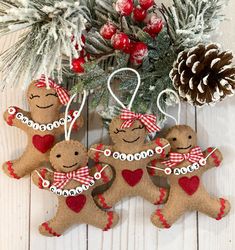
[26, 76, 70, 116]
[165, 125, 197, 154]
[109, 117, 148, 146]
[49, 140, 88, 173]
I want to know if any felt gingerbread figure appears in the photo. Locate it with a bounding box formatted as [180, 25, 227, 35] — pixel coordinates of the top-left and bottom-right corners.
[32, 92, 119, 237]
[148, 89, 230, 229]
[88, 68, 171, 209]
[2, 76, 83, 179]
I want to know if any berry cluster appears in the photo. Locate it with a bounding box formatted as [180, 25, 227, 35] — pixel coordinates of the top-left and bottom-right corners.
[71, 35, 90, 74]
[100, 0, 163, 65]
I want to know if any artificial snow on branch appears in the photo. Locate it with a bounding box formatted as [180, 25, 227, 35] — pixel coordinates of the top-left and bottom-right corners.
[0, 0, 90, 88]
[162, 0, 228, 50]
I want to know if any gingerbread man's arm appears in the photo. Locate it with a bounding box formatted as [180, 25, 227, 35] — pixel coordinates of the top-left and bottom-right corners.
[90, 164, 114, 186]
[32, 168, 54, 190]
[144, 138, 171, 163]
[88, 144, 114, 165]
[147, 159, 169, 177]
[56, 111, 84, 135]
[199, 147, 223, 173]
[3, 107, 31, 132]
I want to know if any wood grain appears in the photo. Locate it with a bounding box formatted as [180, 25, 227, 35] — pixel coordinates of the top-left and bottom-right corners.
[0, 0, 234, 249]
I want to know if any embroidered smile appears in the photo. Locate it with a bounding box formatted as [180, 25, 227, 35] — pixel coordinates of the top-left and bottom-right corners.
[63, 163, 78, 168]
[177, 145, 192, 150]
[123, 137, 140, 143]
[36, 104, 54, 109]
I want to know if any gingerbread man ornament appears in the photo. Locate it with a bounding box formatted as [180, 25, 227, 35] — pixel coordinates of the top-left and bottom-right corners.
[89, 68, 171, 209]
[2, 76, 83, 179]
[32, 92, 118, 236]
[149, 89, 230, 229]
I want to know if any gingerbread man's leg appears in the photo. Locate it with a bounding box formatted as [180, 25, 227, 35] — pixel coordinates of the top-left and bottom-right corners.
[197, 194, 230, 220]
[151, 196, 187, 229]
[2, 150, 43, 179]
[84, 199, 119, 231]
[94, 180, 125, 209]
[39, 203, 75, 237]
[139, 177, 168, 205]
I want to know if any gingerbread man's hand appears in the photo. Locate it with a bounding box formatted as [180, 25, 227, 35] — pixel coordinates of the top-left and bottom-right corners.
[145, 138, 171, 162]
[88, 144, 114, 165]
[4, 107, 30, 131]
[147, 159, 169, 177]
[57, 111, 84, 135]
[203, 147, 223, 171]
[90, 164, 114, 186]
[32, 168, 54, 190]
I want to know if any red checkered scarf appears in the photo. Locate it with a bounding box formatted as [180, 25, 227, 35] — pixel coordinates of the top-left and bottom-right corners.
[162, 146, 204, 168]
[120, 108, 160, 133]
[52, 166, 93, 189]
[34, 75, 70, 105]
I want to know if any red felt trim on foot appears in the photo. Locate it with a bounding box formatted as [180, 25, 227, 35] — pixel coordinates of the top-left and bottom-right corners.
[96, 164, 110, 183]
[155, 209, 171, 228]
[38, 168, 47, 189]
[6, 161, 20, 179]
[94, 144, 103, 162]
[154, 188, 167, 205]
[103, 211, 114, 231]
[207, 148, 221, 167]
[41, 222, 61, 237]
[97, 194, 111, 209]
[216, 198, 226, 220]
[155, 138, 165, 158]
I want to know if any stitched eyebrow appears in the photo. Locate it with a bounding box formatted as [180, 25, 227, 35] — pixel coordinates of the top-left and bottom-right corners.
[114, 128, 126, 134]
[132, 125, 144, 131]
[46, 93, 57, 97]
[29, 94, 40, 99]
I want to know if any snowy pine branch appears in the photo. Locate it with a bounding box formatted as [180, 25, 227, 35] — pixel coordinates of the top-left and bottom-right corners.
[0, 0, 90, 88]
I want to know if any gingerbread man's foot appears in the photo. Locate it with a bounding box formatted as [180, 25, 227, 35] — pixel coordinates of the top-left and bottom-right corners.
[151, 209, 171, 229]
[215, 198, 230, 220]
[95, 193, 113, 209]
[39, 222, 62, 237]
[103, 211, 119, 231]
[2, 161, 21, 179]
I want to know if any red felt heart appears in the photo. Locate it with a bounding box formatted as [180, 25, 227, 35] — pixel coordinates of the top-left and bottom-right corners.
[32, 134, 55, 153]
[178, 176, 200, 195]
[122, 169, 143, 187]
[66, 195, 86, 213]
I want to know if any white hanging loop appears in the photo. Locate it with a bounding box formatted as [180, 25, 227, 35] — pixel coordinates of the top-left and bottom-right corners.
[107, 67, 141, 110]
[64, 90, 87, 141]
[157, 89, 181, 125]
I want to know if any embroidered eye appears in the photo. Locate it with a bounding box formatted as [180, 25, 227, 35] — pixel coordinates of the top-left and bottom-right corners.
[188, 135, 192, 139]
[132, 124, 145, 131]
[114, 128, 126, 134]
[46, 92, 58, 97]
[29, 94, 40, 99]
[74, 151, 79, 155]
[172, 138, 177, 141]
[56, 154, 61, 158]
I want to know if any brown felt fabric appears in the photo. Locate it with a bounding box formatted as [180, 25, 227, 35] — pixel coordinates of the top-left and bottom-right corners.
[32, 140, 119, 237]
[88, 116, 170, 209]
[150, 125, 231, 228]
[2, 81, 83, 178]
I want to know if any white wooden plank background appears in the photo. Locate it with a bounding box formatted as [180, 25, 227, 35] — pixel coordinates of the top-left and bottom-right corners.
[0, 1, 234, 249]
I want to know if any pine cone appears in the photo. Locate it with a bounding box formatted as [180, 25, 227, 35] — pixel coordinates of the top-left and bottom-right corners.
[170, 43, 235, 106]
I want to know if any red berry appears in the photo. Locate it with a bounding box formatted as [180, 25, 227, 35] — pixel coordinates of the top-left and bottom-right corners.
[143, 27, 157, 38]
[148, 15, 163, 33]
[115, 0, 134, 16]
[139, 0, 154, 10]
[130, 42, 148, 64]
[111, 33, 130, 50]
[100, 23, 117, 40]
[72, 57, 85, 73]
[123, 41, 136, 54]
[133, 5, 147, 22]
